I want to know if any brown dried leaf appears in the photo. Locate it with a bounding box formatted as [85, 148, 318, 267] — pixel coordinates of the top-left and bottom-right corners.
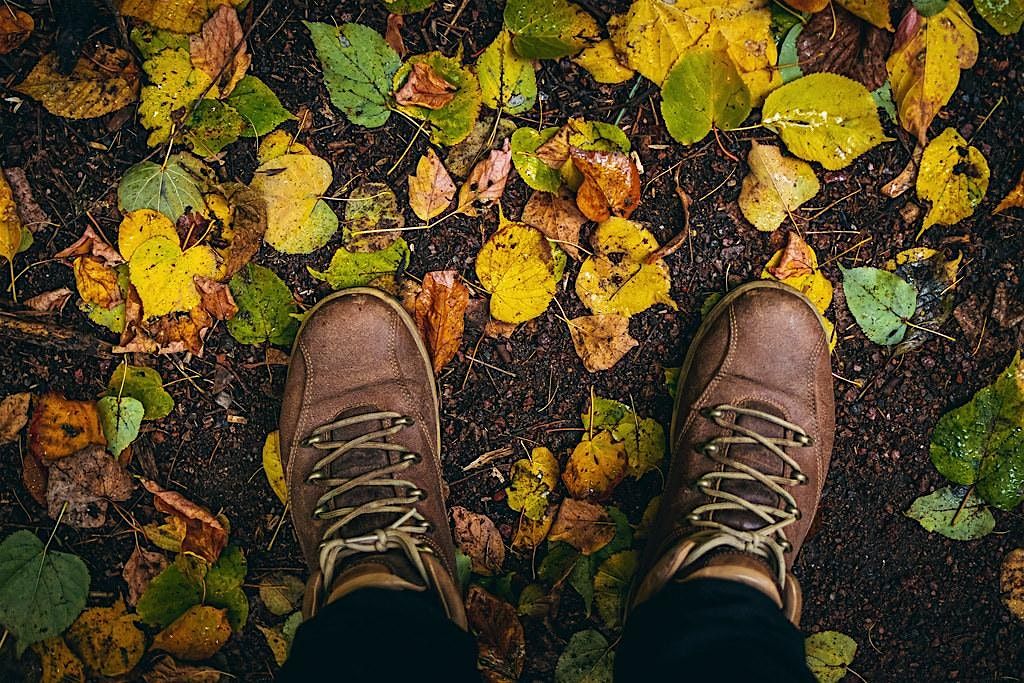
[15, 45, 140, 119]
[452, 505, 505, 576]
[123, 546, 169, 607]
[466, 585, 526, 683]
[568, 314, 638, 372]
[142, 479, 228, 563]
[484, 318, 518, 339]
[190, 5, 250, 96]
[55, 225, 124, 266]
[25, 288, 74, 312]
[22, 450, 48, 506]
[0, 9, 33, 54]
[1002, 547, 1024, 622]
[414, 270, 469, 373]
[0, 392, 31, 444]
[458, 140, 512, 216]
[29, 393, 105, 461]
[570, 148, 641, 222]
[882, 146, 923, 199]
[151, 605, 231, 661]
[767, 232, 815, 280]
[385, 14, 407, 58]
[996, 170, 1024, 214]
[535, 125, 572, 168]
[521, 190, 587, 260]
[46, 445, 135, 528]
[212, 183, 267, 279]
[512, 509, 555, 551]
[194, 276, 238, 320]
[408, 149, 456, 222]
[394, 62, 458, 110]
[797, 6, 891, 92]
[2, 168, 50, 233]
[144, 655, 223, 683]
[122, 306, 214, 356]
[993, 281, 1024, 328]
[547, 498, 616, 555]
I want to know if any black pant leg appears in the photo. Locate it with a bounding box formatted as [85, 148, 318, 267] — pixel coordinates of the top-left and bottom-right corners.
[278, 588, 479, 682]
[616, 578, 815, 682]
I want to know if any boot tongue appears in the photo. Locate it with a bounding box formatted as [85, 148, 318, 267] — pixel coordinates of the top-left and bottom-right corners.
[712, 403, 788, 531]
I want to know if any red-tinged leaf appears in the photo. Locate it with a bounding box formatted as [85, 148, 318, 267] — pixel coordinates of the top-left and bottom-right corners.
[458, 140, 512, 216]
[142, 479, 228, 563]
[394, 62, 458, 110]
[408, 149, 456, 221]
[570, 148, 641, 222]
[414, 270, 469, 373]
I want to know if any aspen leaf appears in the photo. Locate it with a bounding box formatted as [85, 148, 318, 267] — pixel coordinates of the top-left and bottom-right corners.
[905, 486, 995, 540]
[118, 154, 209, 223]
[478, 30, 537, 114]
[739, 142, 820, 232]
[74, 256, 122, 309]
[117, 209, 179, 261]
[476, 221, 557, 323]
[414, 270, 469, 373]
[408, 149, 456, 221]
[65, 600, 145, 677]
[257, 129, 311, 162]
[573, 39, 634, 84]
[15, 46, 139, 120]
[609, 0, 695, 85]
[0, 9, 33, 54]
[128, 236, 218, 319]
[186, 99, 244, 156]
[548, 499, 616, 555]
[571, 149, 641, 222]
[452, 506, 505, 575]
[225, 76, 294, 137]
[513, 512, 555, 551]
[504, 0, 600, 59]
[563, 431, 627, 500]
[976, 0, 1024, 34]
[805, 631, 858, 683]
[761, 234, 835, 350]
[263, 431, 287, 505]
[506, 447, 560, 521]
[138, 48, 214, 147]
[761, 73, 886, 170]
[660, 48, 751, 146]
[617, 416, 666, 479]
[106, 365, 173, 421]
[96, 396, 144, 458]
[152, 605, 231, 661]
[28, 394, 105, 462]
[227, 263, 300, 346]
[118, 0, 244, 34]
[393, 52, 482, 146]
[344, 181, 405, 247]
[916, 127, 989, 233]
[841, 266, 918, 346]
[568, 314, 638, 372]
[252, 150, 337, 254]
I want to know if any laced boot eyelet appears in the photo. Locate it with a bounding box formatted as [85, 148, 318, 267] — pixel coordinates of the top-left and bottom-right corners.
[421, 522, 433, 533]
[302, 434, 323, 447]
[700, 442, 720, 455]
[411, 488, 427, 501]
[686, 512, 701, 522]
[313, 504, 328, 519]
[701, 407, 725, 419]
[694, 477, 713, 490]
[779, 539, 793, 553]
[402, 452, 422, 464]
[307, 470, 326, 483]
[787, 506, 802, 520]
[794, 472, 808, 485]
[394, 416, 415, 427]
[795, 433, 813, 446]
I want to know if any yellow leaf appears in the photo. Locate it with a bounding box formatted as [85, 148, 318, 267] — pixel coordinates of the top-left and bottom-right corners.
[31, 639, 85, 683]
[139, 48, 214, 146]
[568, 314, 638, 372]
[408, 149, 456, 221]
[505, 447, 560, 521]
[563, 430, 627, 500]
[837, 0, 893, 30]
[73, 256, 122, 309]
[0, 171, 23, 264]
[257, 129, 311, 162]
[917, 127, 989, 233]
[251, 152, 338, 254]
[512, 510, 555, 550]
[256, 624, 290, 666]
[738, 142, 820, 233]
[996, 170, 1024, 214]
[609, 0, 694, 85]
[118, 209, 179, 261]
[262, 430, 287, 505]
[117, 0, 244, 34]
[760, 232, 836, 350]
[28, 393, 106, 461]
[575, 217, 675, 317]
[475, 221, 557, 323]
[0, 9, 33, 55]
[151, 605, 232, 661]
[15, 45, 139, 119]
[886, 2, 978, 145]
[1002, 547, 1024, 622]
[128, 236, 218, 319]
[572, 39, 634, 84]
[64, 600, 145, 677]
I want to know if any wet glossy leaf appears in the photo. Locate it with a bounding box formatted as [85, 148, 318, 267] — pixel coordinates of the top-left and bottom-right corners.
[65, 600, 145, 677]
[394, 52, 482, 146]
[227, 263, 300, 347]
[308, 237, 411, 290]
[593, 549, 636, 629]
[840, 266, 918, 346]
[555, 629, 614, 683]
[805, 631, 858, 683]
[16, 46, 139, 120]
[563, 431, 627, 500]
[976, 0, 1024, 34]
[510, 127, 564, 192]
[106, 364, 174, 421]
[476, 221, 557, 323]
[0, 172, 23, 265]
[414, 270, 469, 373]
[225, 76, 294, 136]
[739, 142, 820, 232]
[262, 431, 287, 504]
[504, 0, 600, 59]
[1002, 548, 1024, 622]
[452, 506, 505, 575]
[138, 48, 213, 146]
[917, 127, 989, 233]
[506, 447, 560, 521]
[571, 149, 641, 222]
[28, 394, 105, 462]
[905, 486, 995, 540]
[152, 605, 231, 661]
[118, 154, 208, 223]
[569, 314, 638, 372]
[930, 352, 1024, 510]
[548, 499, 616, 555]
[252, 146, 337, 254]
[661, 48, 751, 145]
[478, 30, 537, 114]
[0, 530, 90, 655]
[408, 149, 456, 221]
[305, 22, 400, 128]
[573, 39, 634, 84]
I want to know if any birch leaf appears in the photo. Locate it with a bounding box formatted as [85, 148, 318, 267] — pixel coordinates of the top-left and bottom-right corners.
[478, 30, 537, 114]
[476, 221, 557, 323]
[252, 149, 337, 254]
[739, 142, 820, 232]
[916, 127, 989, 233]
[504, 0, 600, 59]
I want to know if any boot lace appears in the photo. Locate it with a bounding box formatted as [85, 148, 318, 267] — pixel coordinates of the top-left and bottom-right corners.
[681, 404, 812, 588]
[302, 411, 433, 590]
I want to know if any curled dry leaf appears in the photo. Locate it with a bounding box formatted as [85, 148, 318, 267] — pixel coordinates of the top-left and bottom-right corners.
[143, 479, 228, 563]
[571, 148, 641, 222]
[995, 170, 1024, 214]
[458, 140, 512, 216]
[194, 276, 238, 320]
[214, 183, 268, 280]
[466, 585, 526, 683]
[190, 5, 250, 96]
[882, 145, 923, 199]
[28, 393, 105, 461]
[394, 61, 458, 110]
[385, 14, 407, 58]
[25, 288, 73, 313]
[0, 391, 31, 444]
[768, 232, 816, 281]
[451, 506, 506, 576]
[15, 45, 140, 119]
[409, 149, 456, 221]
[548, 498, 616, 555]
[144, 655, 224, 683]
[151, 605, 232, 661]
[123, 546, 169, 607]
[568, 314, 638, 372]
[47, 445, 135, 528]
[797, 5, 891, 91]
[414, 270, 469, 373]
[56, 225, 124, 267]
[0, 9, 33, 54]
[521, 190, 587, 260]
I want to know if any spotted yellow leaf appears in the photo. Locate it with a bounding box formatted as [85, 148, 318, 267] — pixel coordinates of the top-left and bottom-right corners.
[117, 0, 244, 34]
[476, 221, 557, 323]
[739, 142, 820, 233]
[262, 431, 287, 505]
[917, 127, 989, 234]
[117, 209, 179, 261]
[572, 39, 634, 84]
[128, 236, 217, 319]
[506, 447, 560, 521]
[562, 430, 627, 500]
[139, 48, 214, 146]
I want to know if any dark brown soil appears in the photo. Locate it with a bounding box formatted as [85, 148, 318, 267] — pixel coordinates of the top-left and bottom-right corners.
[1, 1, 1022, 681]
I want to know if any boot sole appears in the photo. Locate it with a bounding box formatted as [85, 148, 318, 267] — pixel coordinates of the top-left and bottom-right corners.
[288, 286, 441, 451]
[669, 279, 829, 446]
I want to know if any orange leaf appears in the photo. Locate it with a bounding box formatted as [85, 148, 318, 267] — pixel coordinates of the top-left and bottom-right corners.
[189, 5, 250, 95]
[151, 605, 231, 661]
[142, 479, 228, 563]
[547, 498, 616, 555]
[562, 430, 627, 500]
[784, 0, 829, 11]
[408, 149, 456, 221]
[394, 62, 458, 110]
[385, 14, 407, 58]
[512, 509, 554, 551]
[28, 393, 105, 461]
[767, 232, 815, 280]
[55, 225, 124, 266]
[996, 170, 1024, 214]
[570, 148, 641, 222]
[521, 190, 587, 260]
[457, 140, 512, 216]
[194, 276, 238, 320]
[414, 270, 469, 373]
[22, 449, 48, 506]
[73, 256, 123, 309]
[0, 9, 33, 54]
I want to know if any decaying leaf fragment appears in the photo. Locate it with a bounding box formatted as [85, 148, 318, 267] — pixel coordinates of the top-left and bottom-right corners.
[548, 499, 616, 555]
[0, 9, 33, 54]
[739, 142, 820, 232]
[16, 45, 140, 119]
[996, 170, 1024, 213]
[796, 6, 891, 92]
[414, 270, 469, 373]
[47, 445, 135, 528]
[0, 392, 31, 445]
[451, 506, 505, 575]
[1002, 548, 1024, 622]
[143, 479, 228, 563]
[521, 189, 587, 260]
[123, 546, 169, 607]
[568, 314, 638, 372]
[466, 585, 526, 682]
[395, 61, 459, 110]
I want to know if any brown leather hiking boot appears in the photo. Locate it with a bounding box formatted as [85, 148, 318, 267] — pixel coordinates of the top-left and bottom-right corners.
[279, 287, 466, 628]
[631, 280, 834, 625]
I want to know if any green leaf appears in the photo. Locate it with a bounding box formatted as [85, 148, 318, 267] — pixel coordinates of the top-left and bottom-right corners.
[344, 182, 404, 238]
[225, 76, 295, 137]
[383, 0, 436, 13]
[840, 266, 918, 346]
[393, 52, 482, 146]
[593, 507, 633, 564]
[930, 352, 1024, 510]
[118, 154, 208, 223]
[660, 48, 752, 146]
[593, 549, 636, 629]
[186, 99, 244, 157]
[568, 556, 595, 614]
[581, 395, 631, 434]
[510, 127, 564, 192]
[872, 81, 898, 124]
[259, 573, 305, 617]
[761, 73, 887, 170]
[455, 549, 472, 593]
[504, 0, 600, 59]
[205, 546, 248, 632]
[778, 24, 804, 84]
[805, 631, 858, 683]
[975, 0, 1023, 34]
[517, 583, 550, 618]
[478, 30, 537, 114]
[917, 127, 990, 234]
[130, 26, 188, 60]
[137, 562, 202, 629]
[905, 486, 996, 540]
[309, 238, 411, 290]
[227, 263, 300, 347]
[618, 416, 665, 479]
[538, 542, 582, 585]
[305, 22, 401, 128]
[96, 396, 144, 458]
[913, 0, 950, 15]
[0, 530, 90, 655]
[106, 364, 174, 421]
[555, 629, 614, 683]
